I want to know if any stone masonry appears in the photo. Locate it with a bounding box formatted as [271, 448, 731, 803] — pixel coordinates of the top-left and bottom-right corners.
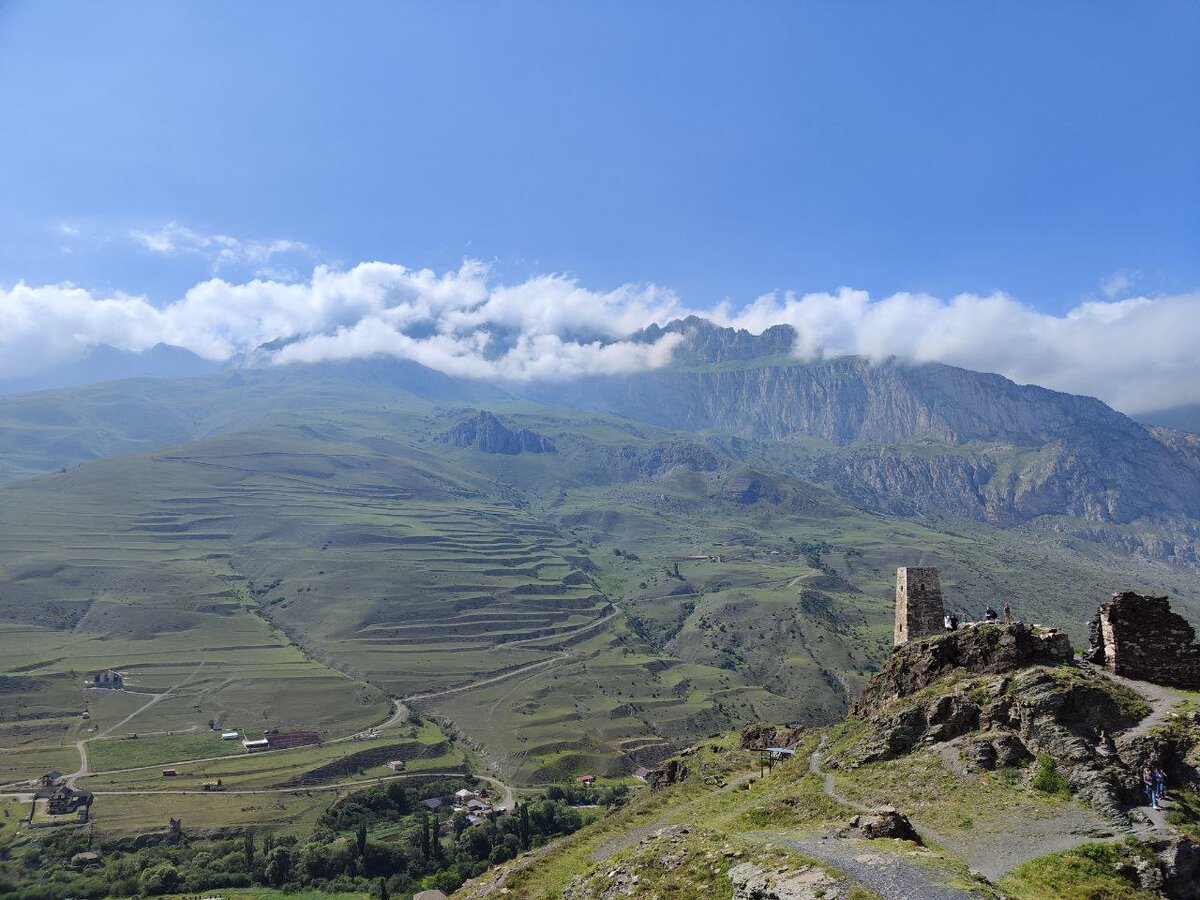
[894, 566, 945, 646]
[1086, 592, 1200, 690]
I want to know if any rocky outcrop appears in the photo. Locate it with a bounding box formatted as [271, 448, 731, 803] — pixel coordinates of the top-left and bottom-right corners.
[740, 723, 805, 751]
[649, 758, 689, 791]
[837, 807, 922, 844]
[1156, 837, 1200, 900]
[439, 410, 555, 454]
[838, 619, 1184, 821]
[1086, 592, 1200, 689]
[852, 623, 1072, 717]
[728, 861, 853, 900]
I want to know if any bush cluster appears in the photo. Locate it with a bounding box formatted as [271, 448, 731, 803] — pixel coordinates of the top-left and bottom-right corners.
[0, 778, 628, 899]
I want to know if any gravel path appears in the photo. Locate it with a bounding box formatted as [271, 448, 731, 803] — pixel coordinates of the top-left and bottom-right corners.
[750, 833, 980, 900]
[808, 744, 1112, 882]
[1084, 662, 1184, 742]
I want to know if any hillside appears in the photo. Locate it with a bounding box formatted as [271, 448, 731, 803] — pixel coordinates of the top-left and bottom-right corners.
[2, 320, 1200, 847]
[456, 622, 1200, 900]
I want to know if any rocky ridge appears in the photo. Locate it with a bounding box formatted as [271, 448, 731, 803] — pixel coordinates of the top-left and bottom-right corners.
[527, 318, 1200, 544]
[438, 410, 556, 454]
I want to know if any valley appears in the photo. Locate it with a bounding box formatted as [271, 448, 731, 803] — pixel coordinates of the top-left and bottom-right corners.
[1, 322, 1199, 896]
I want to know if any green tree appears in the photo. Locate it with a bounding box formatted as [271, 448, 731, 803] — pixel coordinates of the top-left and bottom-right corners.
[243, 832, 255, 869]
[378, 876, 390, 900]
[356, 820, 368, 858]
[419, 812, 431, 860]
[517, 802, 531, 850]
[138, 863, 180, 896]
[264, 845, 294, 887]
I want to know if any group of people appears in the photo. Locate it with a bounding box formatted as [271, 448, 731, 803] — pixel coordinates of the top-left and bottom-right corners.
[1143, 763, 1169, 810]
[943, 601, 1014, 631]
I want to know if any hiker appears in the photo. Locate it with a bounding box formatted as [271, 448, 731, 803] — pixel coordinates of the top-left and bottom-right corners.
[944, 614, 953, 631]
[1154, 765, 1167, 804]
[1003, 601, 1013, 624]
[984, 606, 998, 622]
[1143, 765, 1160, 810]
[949, 614, 959, 630]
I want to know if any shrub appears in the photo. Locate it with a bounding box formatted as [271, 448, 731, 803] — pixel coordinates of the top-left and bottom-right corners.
[1031, 754, 1070, 797]
[138, 862, 180, 896]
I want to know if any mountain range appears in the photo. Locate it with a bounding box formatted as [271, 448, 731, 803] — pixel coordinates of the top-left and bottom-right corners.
[1, 317, 1199, 784]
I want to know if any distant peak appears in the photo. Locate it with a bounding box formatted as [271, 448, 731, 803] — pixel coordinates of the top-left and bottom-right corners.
[635, 317, 798, 365]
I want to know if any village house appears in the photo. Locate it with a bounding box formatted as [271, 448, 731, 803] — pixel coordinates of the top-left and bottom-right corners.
[91, 669, 123, 689]
[420, 797, 443, 811]
[454, 788, 477, 802]
[46, 786, 93, 815]
[577, 774, 596, 785]
[632, 766, 653, 782]
[387, 759, 406, 772]
[39, 771, 64, 787]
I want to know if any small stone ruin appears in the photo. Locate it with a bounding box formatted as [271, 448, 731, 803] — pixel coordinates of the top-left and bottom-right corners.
[1086, 592, 1200, 690]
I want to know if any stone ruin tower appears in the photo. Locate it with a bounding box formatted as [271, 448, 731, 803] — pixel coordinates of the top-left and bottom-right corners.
[1086, 592, 1200, 689]
[894, 566, 944, 646]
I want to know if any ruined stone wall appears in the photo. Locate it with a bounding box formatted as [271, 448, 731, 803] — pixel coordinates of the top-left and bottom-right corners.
[1087, 592, 1200, 690]
[894, 566, 944, 645]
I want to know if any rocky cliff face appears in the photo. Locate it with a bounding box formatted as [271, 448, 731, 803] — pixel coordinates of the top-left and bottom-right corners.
[527, 320, 1200, 531]
[439, 410, 555, 454]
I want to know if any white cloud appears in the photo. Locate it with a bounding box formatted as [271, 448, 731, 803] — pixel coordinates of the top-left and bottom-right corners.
[1100, 270, 1140, 298]
[713, 287, 1200, 413]
[2, 259, 1200, 413]
[129, 222, 315, 279]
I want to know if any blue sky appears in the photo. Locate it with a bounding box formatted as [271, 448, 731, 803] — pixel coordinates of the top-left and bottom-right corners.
[1, 1, 1196, 311]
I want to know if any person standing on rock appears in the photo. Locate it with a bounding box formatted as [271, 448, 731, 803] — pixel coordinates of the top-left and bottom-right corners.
[1143, 765, 1161, 810]
[1154, 765, 1167, 805]
[984, 606, 998, 622]
[1003, 601, 1012, 623]
[949, 614, 959, 630]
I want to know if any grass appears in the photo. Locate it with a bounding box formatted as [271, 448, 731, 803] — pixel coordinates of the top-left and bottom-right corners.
[735, 772, 853, 831]
[86, 730, 246, 772]
[999, 840, 1162, 900]
[530, 825, 882, 900]
[1165, 786, 1200, 841]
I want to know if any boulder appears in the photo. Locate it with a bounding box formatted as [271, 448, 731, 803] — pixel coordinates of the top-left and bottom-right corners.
[838, 806, 922, 844]
[728, 861, 852, 900]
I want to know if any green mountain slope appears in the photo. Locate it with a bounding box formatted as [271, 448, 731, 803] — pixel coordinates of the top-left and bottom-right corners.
[2, 385, 1196, 786]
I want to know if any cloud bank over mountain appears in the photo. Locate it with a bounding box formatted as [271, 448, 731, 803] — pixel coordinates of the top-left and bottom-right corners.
[1, 259, 1198, 413]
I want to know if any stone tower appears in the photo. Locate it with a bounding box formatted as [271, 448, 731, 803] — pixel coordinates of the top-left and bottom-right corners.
[894, 566, 944, 646]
